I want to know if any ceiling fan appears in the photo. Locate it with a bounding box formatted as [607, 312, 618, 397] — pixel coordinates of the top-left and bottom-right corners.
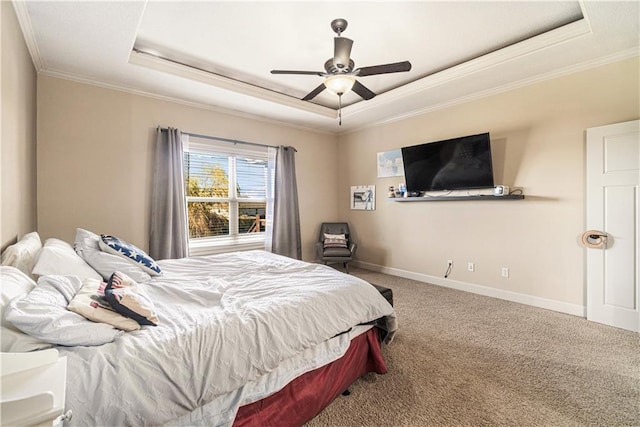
[271, 18, 412, 124]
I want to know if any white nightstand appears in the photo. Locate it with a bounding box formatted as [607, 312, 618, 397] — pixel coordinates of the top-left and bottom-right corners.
[1, 349, 71, 426]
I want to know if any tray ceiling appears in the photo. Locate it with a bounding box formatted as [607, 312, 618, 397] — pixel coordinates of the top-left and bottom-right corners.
[14, 1, 640, 133]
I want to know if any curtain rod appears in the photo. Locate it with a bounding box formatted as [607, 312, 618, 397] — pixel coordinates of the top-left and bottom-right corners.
[160, 127, 279, 150]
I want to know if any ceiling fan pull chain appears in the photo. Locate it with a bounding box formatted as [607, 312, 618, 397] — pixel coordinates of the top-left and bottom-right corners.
[338, 93, 343, 126]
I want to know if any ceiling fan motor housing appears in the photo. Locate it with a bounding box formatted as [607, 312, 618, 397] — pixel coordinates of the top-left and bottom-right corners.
[324, 58, 354, 74]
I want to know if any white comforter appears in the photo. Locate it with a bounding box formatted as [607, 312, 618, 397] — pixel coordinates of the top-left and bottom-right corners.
[58, 251, 396, 426]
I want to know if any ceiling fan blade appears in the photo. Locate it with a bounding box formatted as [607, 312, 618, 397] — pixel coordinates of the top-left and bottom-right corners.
[271, 70, 325, 76]
[333, 37, 353, 70]
[302, 83, 327, 101]
[356, 61, 412, 77]
[352, 80, 376, 100]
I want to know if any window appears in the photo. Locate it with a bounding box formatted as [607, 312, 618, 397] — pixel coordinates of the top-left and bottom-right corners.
[183, 136, 273, 255]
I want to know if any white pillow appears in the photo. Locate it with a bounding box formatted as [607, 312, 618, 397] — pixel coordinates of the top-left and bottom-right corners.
[67, 278, 140, 332]
[32, 238, 102, 281]
[1, 232, 42, 278]
[74, 228, 150, 283]
[5, 275, 123, 346]
[0, 266, 52, 352]
[1, 266, 36, 317]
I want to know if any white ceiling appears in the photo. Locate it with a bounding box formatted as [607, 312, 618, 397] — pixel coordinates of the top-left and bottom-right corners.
[14, 1, 640, 133]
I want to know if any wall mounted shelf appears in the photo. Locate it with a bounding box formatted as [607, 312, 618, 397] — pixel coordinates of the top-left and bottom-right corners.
[389, 195, 525, 202]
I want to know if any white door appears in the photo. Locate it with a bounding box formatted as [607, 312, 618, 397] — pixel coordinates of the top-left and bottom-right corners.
[585, 120, 639, 332]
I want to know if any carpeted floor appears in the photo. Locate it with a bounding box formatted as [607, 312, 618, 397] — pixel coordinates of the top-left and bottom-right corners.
[306, 268, 640, 426]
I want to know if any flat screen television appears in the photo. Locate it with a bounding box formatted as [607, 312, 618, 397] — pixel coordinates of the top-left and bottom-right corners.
[401, 132, 494, 192]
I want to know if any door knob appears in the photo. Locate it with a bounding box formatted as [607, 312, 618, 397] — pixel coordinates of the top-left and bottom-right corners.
[580, 230, 608, 249]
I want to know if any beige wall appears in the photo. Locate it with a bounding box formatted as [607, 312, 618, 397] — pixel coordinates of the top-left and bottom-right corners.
[1, 2, 38, 250]
[37, 76, 338, 260]
[338, 57, 640, 309]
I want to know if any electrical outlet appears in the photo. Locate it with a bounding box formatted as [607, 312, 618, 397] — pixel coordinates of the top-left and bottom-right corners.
[467, 262, 475, 272]
[501, 267, 509, 278]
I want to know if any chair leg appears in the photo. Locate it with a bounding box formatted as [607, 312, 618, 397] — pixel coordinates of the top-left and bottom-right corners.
[344, 262, 349, 274]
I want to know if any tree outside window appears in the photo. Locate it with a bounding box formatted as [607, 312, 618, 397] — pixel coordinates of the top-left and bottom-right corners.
[184, 151, 267, 240]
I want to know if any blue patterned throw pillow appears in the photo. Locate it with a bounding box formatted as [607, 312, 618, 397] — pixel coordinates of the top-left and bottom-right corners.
[99, 235, 161, 276]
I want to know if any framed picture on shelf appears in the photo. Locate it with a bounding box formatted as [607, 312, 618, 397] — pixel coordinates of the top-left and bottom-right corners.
[351, 185, 375, 210]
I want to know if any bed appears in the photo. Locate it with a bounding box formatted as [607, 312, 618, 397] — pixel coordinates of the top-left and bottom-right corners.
[0, 230, 397, 426]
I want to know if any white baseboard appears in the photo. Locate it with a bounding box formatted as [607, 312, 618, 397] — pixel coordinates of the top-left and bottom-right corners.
[353, 260, 586, 318]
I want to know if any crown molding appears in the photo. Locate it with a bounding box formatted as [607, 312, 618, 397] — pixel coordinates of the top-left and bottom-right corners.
[342, 48, 639, 135]
[11, 0, 44, 71]
[38, 69, 337, 136]
[129, 50, 337, 119]
[38, 47, 637, 138]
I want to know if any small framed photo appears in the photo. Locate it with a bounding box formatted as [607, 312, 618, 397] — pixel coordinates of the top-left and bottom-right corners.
[351, 185, 375, 210]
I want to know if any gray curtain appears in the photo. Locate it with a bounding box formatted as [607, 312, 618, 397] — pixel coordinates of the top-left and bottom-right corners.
[149, 127, 188, 260]
[264, 147, 277, 253]
[271, 146, 301, 260]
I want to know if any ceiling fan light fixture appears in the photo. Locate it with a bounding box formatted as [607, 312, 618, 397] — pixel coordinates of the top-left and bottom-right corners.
[324, 74, 356, 95]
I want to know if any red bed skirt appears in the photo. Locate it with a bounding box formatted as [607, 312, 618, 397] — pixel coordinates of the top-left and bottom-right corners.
[233, 328, 387, 427]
